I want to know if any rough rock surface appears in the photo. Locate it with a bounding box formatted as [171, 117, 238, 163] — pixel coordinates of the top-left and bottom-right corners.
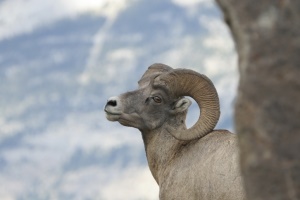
[216, 0, 300, 199]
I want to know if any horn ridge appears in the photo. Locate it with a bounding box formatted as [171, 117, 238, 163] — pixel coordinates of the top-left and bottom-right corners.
[157, 68, 220, 141]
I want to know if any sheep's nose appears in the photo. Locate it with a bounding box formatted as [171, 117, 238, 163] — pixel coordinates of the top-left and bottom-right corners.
[107, 99, 117, 107]
[105, 96, 119, 108]
[105, 97, 120, 108]
[105, 96, 122, 114]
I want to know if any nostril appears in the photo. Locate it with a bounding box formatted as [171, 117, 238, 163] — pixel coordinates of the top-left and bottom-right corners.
[107, 100, 117, 107]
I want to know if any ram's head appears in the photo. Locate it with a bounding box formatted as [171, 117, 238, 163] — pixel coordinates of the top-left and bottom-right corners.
[104, 63, 220, 141]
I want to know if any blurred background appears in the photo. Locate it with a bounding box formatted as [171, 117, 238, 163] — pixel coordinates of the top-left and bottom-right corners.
[0, 0, 237, 199]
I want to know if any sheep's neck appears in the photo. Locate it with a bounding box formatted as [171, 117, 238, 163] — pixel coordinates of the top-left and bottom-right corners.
[141, 123, 187, 185]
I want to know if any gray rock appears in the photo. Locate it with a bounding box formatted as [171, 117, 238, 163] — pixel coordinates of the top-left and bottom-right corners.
[216, 0, 300, 199]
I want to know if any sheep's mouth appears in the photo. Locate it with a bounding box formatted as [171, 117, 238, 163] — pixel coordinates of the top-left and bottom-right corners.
[105, 110, 121, 115]
[105, 110, 121, 121]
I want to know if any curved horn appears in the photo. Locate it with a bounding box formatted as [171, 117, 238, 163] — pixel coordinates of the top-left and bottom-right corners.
[138, 63, 173, 87]
[154, 69, 220, 141]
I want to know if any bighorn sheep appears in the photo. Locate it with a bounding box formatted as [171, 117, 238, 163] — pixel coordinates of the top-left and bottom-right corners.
[104, 63, 246, 200]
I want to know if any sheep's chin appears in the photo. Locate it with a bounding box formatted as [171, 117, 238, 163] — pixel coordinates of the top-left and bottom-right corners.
[118, 112, 144, 129]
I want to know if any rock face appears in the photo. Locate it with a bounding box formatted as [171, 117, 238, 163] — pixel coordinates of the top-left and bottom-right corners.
[216, 0, 300, 199]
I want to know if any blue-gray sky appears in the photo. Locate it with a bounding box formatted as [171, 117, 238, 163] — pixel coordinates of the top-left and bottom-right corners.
[0, 0, 237, 199]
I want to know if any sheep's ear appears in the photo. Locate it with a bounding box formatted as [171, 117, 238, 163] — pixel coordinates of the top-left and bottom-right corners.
[170, 98, 192, 114]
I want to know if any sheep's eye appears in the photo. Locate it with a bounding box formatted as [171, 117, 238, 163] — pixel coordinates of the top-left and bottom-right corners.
[153, 96, 162, 103]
